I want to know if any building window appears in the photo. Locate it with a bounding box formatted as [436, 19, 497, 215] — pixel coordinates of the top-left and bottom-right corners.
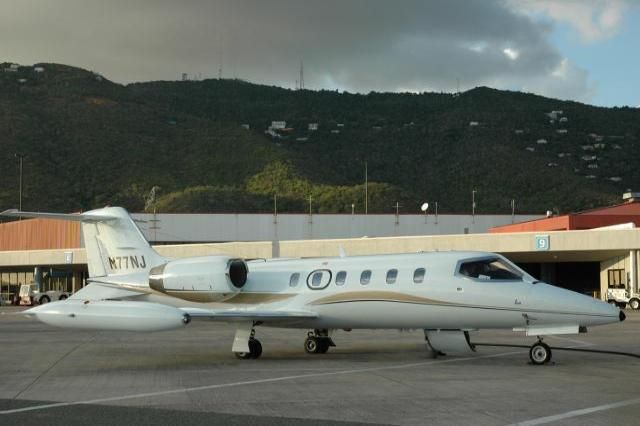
[413, 268, 426, 283]
[360, 270, 372, 285]
[289, 273, 300, 287]
[386, 269, 398, 284]
[336, 271, 347, 286]
[608, 269, 625, 288]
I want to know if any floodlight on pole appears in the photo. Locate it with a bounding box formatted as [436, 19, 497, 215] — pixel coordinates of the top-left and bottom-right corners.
[421, 202, 429, 223]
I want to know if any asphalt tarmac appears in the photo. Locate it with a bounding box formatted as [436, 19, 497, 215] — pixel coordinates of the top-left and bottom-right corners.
[1, 306, 639, 425]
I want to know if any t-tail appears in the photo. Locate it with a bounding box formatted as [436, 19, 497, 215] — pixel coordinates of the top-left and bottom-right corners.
[0, 207, 165, 287]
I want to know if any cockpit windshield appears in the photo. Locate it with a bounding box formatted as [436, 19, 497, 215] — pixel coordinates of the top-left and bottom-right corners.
[459, 257, 523, 281]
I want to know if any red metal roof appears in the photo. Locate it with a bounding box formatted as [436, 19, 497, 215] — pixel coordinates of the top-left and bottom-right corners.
[490, 201, 640, 233]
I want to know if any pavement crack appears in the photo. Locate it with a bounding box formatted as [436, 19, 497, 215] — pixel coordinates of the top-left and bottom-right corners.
[12, 334, 97, 400]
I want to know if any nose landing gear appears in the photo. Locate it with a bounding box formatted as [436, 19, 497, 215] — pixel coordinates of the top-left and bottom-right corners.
[529, 339, 552, 365]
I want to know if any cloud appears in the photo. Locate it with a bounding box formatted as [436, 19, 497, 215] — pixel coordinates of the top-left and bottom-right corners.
[0, 0, 601, 102]
[512, 0, 629, 42]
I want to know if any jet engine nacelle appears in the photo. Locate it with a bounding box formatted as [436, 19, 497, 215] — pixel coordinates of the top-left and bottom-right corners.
[149, 256, 248, 302]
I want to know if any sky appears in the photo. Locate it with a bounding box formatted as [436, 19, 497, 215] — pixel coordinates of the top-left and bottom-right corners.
[1, 0, 638, 107]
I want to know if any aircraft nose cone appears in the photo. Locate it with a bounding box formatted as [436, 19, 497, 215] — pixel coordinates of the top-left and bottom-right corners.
[620, 310, 626, 322]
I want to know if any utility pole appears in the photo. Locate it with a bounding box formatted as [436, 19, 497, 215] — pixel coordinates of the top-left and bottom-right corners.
[15, 153, 26, 211]
[365, 161, 368, 215]
[511, 199, 515, 223]
[273, 194, 278, 224]
[308, 195, 313, 224]
[393, 201, 401, 225]
[472, 190, 477, 224]
[435, 201, 439, 224]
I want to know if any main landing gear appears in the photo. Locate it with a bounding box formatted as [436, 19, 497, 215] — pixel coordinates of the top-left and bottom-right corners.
[529, 339, 552, 365]
[304, 329, 335, 354]
[233, 323, 263, 359]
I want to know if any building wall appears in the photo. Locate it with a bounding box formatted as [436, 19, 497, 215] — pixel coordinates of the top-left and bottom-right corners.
[0, 219, 81, 251]
[132, 213, 540, 243]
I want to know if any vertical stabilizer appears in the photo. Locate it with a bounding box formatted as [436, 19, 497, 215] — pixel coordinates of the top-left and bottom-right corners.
[80, 207, 165, 278]
[0, 207, 166, 280]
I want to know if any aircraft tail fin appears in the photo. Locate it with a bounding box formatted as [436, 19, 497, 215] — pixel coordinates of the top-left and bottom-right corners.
[1, 207, 165, 281]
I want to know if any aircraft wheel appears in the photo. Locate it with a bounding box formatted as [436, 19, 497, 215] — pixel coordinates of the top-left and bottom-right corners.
[235, 338, 262, 359]
[304, 337, 320, 354]
[629, 298, 640, 310]
[249, 338, 262, 359]
[529, 342, 552, 365]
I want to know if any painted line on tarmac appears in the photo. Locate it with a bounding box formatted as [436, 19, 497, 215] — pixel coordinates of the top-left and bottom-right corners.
[0, 349, 524, 415]
[511, 397, 640, 425]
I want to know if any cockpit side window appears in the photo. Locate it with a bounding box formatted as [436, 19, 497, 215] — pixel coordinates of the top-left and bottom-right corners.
[459, 258, 522, 281]
[289, 273, 300, 287]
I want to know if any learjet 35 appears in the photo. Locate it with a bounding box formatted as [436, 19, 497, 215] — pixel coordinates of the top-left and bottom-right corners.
[1, 207, 625, 364]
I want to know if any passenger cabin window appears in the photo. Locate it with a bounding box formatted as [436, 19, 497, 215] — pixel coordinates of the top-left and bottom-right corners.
[307, 269, 332, 290]
[413, 268, 426, 283]
[336, 271, 347, 286]
[360, 270, 372, 285]
[289, 273, 300, 287]
[386, 269, 398, 284]
[459, 258, 522, 281]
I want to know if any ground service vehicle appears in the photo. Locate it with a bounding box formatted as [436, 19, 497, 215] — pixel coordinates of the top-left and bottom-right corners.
[18, 284, 70, 306]
[607, 287, 640, 310]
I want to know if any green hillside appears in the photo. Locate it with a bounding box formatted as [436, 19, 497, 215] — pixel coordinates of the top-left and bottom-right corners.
[1, 62, 638, 215]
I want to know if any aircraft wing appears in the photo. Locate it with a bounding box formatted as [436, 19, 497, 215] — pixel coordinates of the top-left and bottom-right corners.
[180, 306, 319, 322]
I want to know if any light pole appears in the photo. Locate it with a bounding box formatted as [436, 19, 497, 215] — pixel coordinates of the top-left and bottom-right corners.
[472, 190, 477, 224]
[511, 199, 515, 223]
[435, 201, 439, 224]
[364, 161, 368, 215]
[15, 153, 26, 211]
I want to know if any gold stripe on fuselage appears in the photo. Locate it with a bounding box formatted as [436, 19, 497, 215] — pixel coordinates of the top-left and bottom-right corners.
[310, 291, 451, 306]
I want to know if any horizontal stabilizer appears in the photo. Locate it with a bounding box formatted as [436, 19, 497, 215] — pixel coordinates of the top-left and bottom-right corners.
[69, 283, 146, 301]
[0, 209, 115, 222]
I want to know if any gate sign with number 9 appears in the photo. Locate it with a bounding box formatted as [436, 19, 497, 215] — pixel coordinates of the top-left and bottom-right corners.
[535, 235, 550, 251]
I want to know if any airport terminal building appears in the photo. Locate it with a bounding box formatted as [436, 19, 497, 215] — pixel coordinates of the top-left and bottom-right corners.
[1, 195, 640, 304]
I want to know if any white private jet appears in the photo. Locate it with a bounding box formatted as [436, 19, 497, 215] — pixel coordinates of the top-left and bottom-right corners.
[1, 207, 624, 365]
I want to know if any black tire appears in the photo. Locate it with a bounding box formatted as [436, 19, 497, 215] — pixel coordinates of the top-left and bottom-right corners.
[59, 295, 68, 301]
[249, 339, 263, 359]
[304, 337, 320, 354]
[318, 339, 330, 354]
[235, 339, 262, 359]
[529, 342, 552, 365]
[39, 295, 50, 305]
[629, 298, 640, 310]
